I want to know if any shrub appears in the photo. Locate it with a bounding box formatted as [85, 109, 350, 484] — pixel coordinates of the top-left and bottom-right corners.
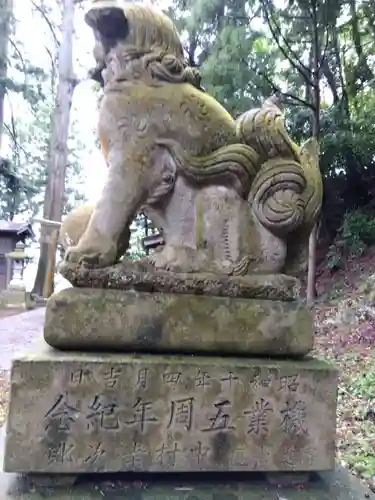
[326, 210, 375, 270]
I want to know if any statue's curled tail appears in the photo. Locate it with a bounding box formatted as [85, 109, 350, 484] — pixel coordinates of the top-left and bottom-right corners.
[236, 99, 323, 238]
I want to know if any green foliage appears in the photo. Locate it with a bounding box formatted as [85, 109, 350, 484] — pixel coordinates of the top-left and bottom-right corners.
[0, 0, 87, 221]
[342, 211, 375, 250]
[326, 210, 375, 270]
[125, 238, 146, 261]
[125, 214, 153, 260]
[351, 365, 375, 400]
[344, 442, 375, 480]
[169, 0, 277, 115]
[286, 91, 375, 235]
[345, 358, 375, 479]
[1, 98, 50, 219]
[326, 245, 343, 271]
[201, 26, 276, 115]
[0, 158, 39, 220]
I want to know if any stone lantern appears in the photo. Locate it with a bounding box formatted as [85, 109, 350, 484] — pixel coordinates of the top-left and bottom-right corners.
[3, 241, 27, 308]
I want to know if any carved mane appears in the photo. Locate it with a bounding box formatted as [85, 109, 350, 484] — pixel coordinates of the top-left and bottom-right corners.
[86, 2, 202, 89]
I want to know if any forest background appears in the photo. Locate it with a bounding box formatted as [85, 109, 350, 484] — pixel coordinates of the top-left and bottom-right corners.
[1, 0, 375, 291]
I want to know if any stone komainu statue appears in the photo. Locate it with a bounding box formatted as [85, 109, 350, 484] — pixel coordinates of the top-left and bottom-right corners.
[62, 0, 323, 277]
[59, 204, 95, 251]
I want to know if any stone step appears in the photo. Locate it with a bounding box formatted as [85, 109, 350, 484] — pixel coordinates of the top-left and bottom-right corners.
[44, 288, 313, 356]
[4, 345, 337, 474]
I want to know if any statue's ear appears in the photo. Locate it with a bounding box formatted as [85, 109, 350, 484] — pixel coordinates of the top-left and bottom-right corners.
[85, 7, 128, 41]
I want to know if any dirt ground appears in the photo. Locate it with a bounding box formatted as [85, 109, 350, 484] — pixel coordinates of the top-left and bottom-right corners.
[309, 248, 375, 488]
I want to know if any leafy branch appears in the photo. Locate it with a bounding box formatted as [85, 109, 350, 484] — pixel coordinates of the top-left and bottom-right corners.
[260, 0, 315, 87]
[258, 69, 315, 109]
[29, 0, 60, 48]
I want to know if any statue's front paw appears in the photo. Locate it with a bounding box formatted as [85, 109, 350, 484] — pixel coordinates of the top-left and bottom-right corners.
[65, 241, 118, 268]
[145, 246, 209, 273]
[146, 251, 170, 270]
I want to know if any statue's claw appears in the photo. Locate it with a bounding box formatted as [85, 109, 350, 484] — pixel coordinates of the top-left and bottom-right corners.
[143, 245, 214, 274]
[64, 242, 118, 268]
[145, 249, 171, 270]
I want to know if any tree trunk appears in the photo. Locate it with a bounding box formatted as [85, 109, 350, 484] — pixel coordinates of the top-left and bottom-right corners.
[0, 0, 12, 150]
[32, 0, 77, 298]
[349, 0, 363, 60]
[306, 0, 321, 306]
[347, 0, 374, 92]
[363, 3, 375, 43]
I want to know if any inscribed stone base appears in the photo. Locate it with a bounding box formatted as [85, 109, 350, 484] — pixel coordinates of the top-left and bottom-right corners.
[44, 288, 313, 356]
[4, 345, 338, 474]
[2, 468, 375, 500]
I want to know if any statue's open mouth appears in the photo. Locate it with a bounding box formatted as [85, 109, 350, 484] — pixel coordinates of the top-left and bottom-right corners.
[85, 6, 129, 87]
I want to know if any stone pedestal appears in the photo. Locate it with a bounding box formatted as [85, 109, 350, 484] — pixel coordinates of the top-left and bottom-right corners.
[4, 344, 337, 474]
[2, 270, 339, 489]
[0, 418, 373, 500]
[44, 288, 313, 356]
[1, 465, 374, 500]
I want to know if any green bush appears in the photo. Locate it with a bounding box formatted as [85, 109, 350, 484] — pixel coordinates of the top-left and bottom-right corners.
[326, 210, 375, 270]
[342, 210, 375, 248]
[326, 244, 343, 270]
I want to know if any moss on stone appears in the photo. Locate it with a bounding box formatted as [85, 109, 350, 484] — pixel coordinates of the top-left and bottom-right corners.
[44, 288, 314, 356]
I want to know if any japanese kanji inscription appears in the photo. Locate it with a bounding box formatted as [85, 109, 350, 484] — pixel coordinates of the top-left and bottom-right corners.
[4, 355, 337, 473]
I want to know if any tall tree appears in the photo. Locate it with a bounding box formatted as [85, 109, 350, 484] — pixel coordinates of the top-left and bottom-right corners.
[0, 0, 13, 149]
[0, 0, 37, 222]
[259, 0, 339, 302]
[32, 0, 78, 297]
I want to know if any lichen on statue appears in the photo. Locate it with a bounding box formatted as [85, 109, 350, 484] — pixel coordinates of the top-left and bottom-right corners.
[61, 0, 323, 279]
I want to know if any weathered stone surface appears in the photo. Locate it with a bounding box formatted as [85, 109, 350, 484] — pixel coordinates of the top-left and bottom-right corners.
[0, 427, 372, 500]
[59, 261, 301, 301]
[1, 467, 374, 499]
[44, 288, 313, 356]
[60, 3, 323, 278]
[0, 289, 26, 309]
[4, 345, 337, 474]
